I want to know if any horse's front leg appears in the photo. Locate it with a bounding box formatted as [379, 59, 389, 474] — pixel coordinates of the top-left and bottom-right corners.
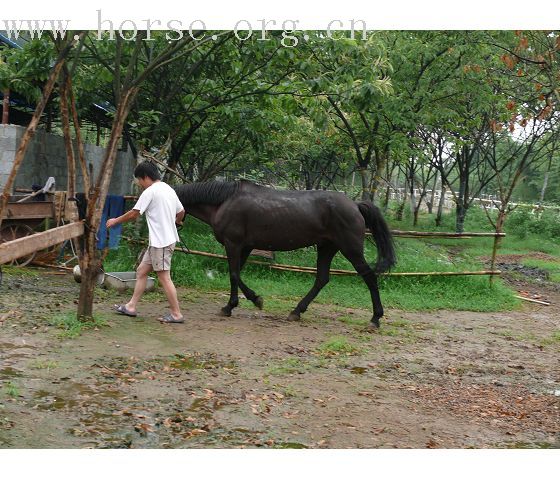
[220, 243, 242, 317]
[238, 247, 264, 309]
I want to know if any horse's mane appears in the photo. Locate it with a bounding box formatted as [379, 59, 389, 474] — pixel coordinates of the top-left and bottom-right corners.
[175, 181, 242, 205]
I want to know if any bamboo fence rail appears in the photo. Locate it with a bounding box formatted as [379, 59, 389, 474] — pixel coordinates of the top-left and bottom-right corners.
[168, 228, 505, 278]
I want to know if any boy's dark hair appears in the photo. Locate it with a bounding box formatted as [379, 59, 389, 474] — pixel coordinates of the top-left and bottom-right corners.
[134, 161, 161, 181]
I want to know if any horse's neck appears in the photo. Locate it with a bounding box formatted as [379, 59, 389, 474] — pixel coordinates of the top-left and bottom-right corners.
[185, 204, 218, 225]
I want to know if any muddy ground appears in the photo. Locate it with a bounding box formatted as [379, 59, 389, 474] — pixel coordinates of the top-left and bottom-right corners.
[0, 263, 559, 449]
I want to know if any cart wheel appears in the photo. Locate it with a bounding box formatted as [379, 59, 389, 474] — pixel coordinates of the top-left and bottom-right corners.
[0, 223, 37, 267]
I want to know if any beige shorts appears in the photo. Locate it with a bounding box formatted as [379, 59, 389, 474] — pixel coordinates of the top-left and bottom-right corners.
[140, 243, 176, 271]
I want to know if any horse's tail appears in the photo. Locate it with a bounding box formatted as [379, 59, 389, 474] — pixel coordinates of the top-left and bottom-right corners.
[357, 201, 396, 273]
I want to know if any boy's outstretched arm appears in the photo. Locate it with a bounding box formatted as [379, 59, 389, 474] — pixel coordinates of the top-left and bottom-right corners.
[106, 209, 140, 229]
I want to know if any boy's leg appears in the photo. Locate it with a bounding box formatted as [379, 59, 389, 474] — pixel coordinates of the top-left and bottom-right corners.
[125, 261, 153, 314]
[157, 270, 182, 320]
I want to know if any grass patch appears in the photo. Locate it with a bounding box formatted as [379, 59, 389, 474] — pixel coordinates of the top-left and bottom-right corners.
[493, 328, 560, 347]
[52, 312, 108, 339]
[541, 330, 560, 346]
[28, 360, 59, 370]
[266, 358, 308, 376]
[337, 314, 369, 327]
[318, 336, 361, 356]
[378, 318, 419, 340]
[3, 382, 19, 398]
[0, 266, 40, 278]
[261, 296, 298, 315]
[272, 383, 299, 398]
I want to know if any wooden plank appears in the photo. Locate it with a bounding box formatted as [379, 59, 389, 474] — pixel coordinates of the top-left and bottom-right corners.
[514, 295, 551, 306]
[1, 202, 55, 220]
[0, 221, 83, 264]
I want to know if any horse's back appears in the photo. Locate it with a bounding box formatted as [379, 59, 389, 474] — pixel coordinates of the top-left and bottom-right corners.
[214, 184, 364, 250]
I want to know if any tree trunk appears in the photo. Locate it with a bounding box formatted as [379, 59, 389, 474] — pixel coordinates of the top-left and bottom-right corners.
[490, 209, 507, 284]
[455, 145, 472, 234]
[370, 149, 388, 203]
[413, 206, 420, 226]
[539, 171, 549, 204]
[455, 202, 467, 234]
[396, 180, 408, 221]
[427, 172, 438, 214]
[2, 89, 9, 124]
[65, 71, 90, 196]
[77, 87, 139, 320]
[435, 185, 446, 227]
[359, 168, 370, 201]
[383, 183, 391, 210]
[60, 74, 76, 198]
[408, 177, 416, 217]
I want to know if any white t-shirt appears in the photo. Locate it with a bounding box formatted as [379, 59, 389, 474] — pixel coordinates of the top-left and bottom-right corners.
[133, 181, 184, 248]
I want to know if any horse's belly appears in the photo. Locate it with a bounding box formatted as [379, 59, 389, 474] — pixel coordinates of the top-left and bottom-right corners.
[248, 228, 326, 251]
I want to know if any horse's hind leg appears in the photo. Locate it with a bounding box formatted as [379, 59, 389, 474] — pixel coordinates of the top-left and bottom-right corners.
[340, 245, 384, 328]
[238, 248, 263, 309]
[288, 243, 338, 321]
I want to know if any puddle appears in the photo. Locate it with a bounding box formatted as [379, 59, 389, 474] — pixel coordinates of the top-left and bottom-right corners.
[505, 441, 559, 449]
[187, 397, 227, 420]
[33, 390, 77, 410]
[33, 391, 77, 410]
[176, 426, 264, 448]
[0, 367, 23, 378]
[169, 353, 237, 372]
[273, 441, 308, 449]
[0, 341, 36, 349]
[32, 382, 126, 411]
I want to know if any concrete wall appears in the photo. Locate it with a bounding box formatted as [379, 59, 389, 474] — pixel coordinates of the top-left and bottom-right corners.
[0, 124, 136, 195]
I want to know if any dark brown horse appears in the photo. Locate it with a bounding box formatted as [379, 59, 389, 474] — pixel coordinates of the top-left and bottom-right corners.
[175, 180, 396, 328]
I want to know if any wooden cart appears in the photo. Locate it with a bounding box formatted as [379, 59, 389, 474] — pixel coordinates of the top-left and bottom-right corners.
[0, 195, 57, 266]
[0, 193, 82, 267]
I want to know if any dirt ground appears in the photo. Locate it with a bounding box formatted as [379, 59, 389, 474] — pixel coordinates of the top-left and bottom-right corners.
[0, 263, 559, 449]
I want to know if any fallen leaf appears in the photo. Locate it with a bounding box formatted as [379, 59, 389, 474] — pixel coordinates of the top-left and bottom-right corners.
[134, 423, 154, 435]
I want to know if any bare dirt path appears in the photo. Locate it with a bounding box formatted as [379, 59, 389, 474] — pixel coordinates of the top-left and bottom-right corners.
[1, 268, 558, 448]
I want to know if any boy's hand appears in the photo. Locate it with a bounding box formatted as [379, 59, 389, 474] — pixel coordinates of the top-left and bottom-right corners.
[106, 218, 119, 229]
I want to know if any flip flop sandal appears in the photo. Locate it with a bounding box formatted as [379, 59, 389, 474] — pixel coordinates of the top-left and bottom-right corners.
[113, 304, 137, 317]
[158, 313, 184, 324]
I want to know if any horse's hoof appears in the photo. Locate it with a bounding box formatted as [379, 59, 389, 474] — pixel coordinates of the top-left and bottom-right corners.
[254, 296, 264, 310]
[219, 307, 232, 317]
[370, 317, 381, 329]
[287, 311, 300, 321]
